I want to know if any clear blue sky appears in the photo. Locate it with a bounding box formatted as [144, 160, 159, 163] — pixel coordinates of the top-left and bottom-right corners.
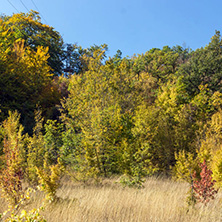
[2, 0, 222, 57]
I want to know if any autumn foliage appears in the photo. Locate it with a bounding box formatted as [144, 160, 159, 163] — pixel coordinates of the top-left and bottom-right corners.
[192, 160, 218, 205]
[2, 10, 222, 220]
[0, 111, 24, 205]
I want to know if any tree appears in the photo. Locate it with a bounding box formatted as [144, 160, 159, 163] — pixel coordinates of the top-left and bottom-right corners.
[0, 38, 60, 133]
[132, 46, 180, 84]
[0, 11, 64, 75]
[61, 46, 149, 181]
[177, 31, 222, 96]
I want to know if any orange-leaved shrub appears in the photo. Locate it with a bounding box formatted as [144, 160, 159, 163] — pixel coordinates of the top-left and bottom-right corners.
[192, 160, 218, 205]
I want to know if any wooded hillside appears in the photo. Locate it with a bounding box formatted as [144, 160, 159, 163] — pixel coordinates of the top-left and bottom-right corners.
[1, 11, 222, 190]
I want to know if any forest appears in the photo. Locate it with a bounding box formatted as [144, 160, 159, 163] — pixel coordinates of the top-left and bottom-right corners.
[1, 11, 222, 221]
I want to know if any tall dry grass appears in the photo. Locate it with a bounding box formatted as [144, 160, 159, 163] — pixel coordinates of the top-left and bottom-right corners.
[1, 177, 222, 222]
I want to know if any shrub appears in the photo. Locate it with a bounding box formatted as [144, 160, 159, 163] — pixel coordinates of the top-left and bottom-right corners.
[211, 148, 222, 187]
[0, 111, 25, 205]
[36, 157, 64, 201]
[25, 109, 45, 186]
[173, 150, 199, 183]
[192, 160, 218, 205]
[0, 188, 46, 222]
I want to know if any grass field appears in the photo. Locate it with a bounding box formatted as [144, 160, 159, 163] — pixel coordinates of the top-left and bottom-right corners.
[0, 177, 222, 222]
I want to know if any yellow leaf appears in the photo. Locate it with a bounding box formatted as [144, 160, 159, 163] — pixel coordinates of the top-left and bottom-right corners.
[20, 210, 27, 218]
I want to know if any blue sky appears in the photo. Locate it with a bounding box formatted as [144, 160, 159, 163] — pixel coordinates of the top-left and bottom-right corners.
[1, 0, 222, 57]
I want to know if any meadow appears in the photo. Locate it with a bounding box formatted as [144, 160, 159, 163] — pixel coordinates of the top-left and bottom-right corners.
[1, 177, 221, 222]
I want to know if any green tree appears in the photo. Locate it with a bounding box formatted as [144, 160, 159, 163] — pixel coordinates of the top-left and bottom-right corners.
[132, 46, 180, 84]
[177, 31, 222, 96]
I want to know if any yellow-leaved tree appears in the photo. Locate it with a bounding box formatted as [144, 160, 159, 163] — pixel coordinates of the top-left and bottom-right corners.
[61, 46, 157, 186]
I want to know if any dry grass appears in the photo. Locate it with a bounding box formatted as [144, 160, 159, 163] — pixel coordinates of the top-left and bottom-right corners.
[1, 177, 222, 222]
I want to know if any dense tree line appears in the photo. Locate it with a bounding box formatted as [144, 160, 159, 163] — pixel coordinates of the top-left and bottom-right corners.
[1, 11, 222, 189]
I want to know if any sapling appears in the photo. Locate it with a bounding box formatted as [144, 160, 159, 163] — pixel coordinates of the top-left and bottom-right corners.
[36, 156, 64, 202]
[0, 111, 25, 206]
[192, 160, 218, 205]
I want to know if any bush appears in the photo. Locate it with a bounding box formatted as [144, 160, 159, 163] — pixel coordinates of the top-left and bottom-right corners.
[173, 150, 199, 183]
[0, 111, 25, 205]
[192, 160, 218, 205]
[0, 188, 46, 222]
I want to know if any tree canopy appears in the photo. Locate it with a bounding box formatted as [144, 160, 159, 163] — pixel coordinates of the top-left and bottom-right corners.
[1, 11, 222, 187]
